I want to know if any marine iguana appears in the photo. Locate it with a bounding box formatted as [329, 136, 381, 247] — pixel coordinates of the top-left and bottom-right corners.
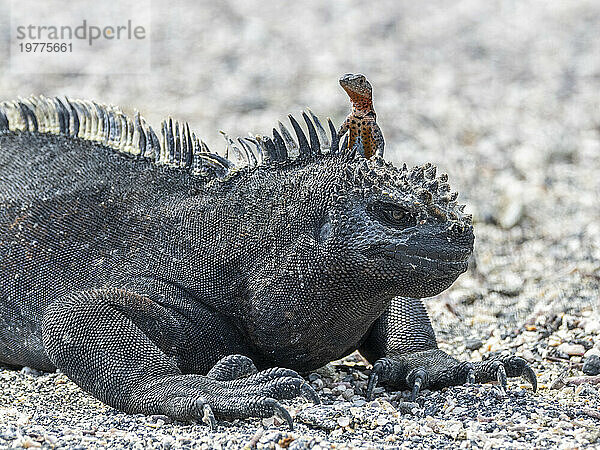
[338, 73, 385, 159]
[0, 93, 536, 429]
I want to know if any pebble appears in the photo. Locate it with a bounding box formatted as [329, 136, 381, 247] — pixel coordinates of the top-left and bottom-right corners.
[20, 367, 42, 377]
[341, 388, 355, 401]
[497, 197, 524, 230]
[465, 338, 484, 351]
[311, 378, 324, 390]
[583, 355, 600, 376]
[336, 416, 350, 428]
[161, 436, 174, 449]
[331, 385, 346, 395]
[583, 319, 600, 334]
[584, 347, 600, 358]
[20, 439, 42, 448]
[262, 417, 274, 427]
[308, 373, 320, 382]
[376, 416, 389, 427]
[557, 343, 586, 356]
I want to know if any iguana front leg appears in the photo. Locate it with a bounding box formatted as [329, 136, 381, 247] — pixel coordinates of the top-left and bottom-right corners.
[42, 288, 318, 428]
[359, 297, 537, 401]
[337, 119, 349, 142]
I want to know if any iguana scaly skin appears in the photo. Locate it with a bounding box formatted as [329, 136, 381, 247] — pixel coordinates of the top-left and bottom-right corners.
[338, 73, 385, 159]
[0, 91, 536, 428]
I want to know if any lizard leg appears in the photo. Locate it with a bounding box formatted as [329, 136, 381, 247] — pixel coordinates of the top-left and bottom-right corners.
[146, 367, 319, 428]
[360, 297, 536, 401]
[337, 119, 349, 139]
[42, 288, 318, 428]
[371, 122, 385, 158]
[360, 122, 375, 159]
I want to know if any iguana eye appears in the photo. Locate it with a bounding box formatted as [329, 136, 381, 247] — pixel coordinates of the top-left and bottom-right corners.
[378, 204, 416, 228]
[390, 210, 404, 220]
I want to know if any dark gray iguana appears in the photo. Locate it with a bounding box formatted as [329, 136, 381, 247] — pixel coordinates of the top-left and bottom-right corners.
[0, 92, 536, 428]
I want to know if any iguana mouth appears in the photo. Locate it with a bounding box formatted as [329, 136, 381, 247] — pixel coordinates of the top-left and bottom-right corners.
[367, 242, 471, 263]
[391, 251, 468, 278]
[364, 242, 470, 278]
[402, 246, 471, 264]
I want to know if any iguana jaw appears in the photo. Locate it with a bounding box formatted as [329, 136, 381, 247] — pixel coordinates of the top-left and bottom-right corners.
[355, 220, 473, 297]
[385, 248, 469, 278]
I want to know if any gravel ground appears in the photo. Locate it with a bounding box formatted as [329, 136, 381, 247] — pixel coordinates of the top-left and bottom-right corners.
[1, 0, 600, 448]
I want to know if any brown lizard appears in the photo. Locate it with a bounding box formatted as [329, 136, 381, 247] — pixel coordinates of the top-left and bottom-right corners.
[338, 73, 385, 159]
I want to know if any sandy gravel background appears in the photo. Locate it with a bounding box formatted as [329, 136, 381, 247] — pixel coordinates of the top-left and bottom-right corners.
[1, 0, 600, 448]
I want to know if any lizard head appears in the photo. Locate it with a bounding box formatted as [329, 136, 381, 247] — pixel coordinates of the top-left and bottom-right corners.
[339, 73, 373, 109]
[314, 156, 474, 300]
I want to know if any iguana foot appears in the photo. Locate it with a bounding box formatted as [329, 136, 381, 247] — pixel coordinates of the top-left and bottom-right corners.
[366, 349, 537, 401]
[143, 357, 319, 429]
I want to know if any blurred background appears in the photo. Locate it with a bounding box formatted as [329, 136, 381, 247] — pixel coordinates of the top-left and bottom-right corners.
[0, 0, 599, 345]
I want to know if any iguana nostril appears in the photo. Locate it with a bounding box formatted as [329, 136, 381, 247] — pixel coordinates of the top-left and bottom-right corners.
[318, 219, 331, 243]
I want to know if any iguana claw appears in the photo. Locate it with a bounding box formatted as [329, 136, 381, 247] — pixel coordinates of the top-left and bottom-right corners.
[192, 397, 216, 429]
[409, 368, 428, 401]
[301, 382, 321, 404]
[146, 358, 319, 427]
[523, 365, 538, 391]
[467, 368, 476, 384]
[495, 361, 507, 389]
[475, 354, 537, 392]
[366, 359, 385, 401]
[265, 398, 294, 430]
[200, 401, 216, 429]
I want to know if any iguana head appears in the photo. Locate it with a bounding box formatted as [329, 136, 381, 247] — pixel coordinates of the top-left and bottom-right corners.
[228, 112, 474, 302]
[313, 155, 474, 299]
[339, 73, 373, 110]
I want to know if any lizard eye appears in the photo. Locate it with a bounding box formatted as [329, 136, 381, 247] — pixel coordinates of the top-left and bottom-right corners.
[372, 203, 417, 228]
[390, 210, 404, 220]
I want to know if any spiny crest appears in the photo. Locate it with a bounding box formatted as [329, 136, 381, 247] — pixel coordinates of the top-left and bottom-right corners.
[0, 96, 233, 179]
[0, 96, 468, 226]
[0, 96, 361, 181]
[344, 158, 472, 225]
[220, 108, 359, 168]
